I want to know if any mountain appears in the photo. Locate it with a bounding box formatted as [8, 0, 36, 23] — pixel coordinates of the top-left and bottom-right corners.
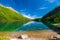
[32, 18, 42, 22]
[33, 6, 60, 33]
[0, 4, 30, 31]
[42, 6, 60, 32]
[0, 4, 60, 32]
[42, 6, 60, 23]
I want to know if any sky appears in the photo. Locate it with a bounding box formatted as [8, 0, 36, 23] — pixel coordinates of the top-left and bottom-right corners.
[0, 0, 60, 19]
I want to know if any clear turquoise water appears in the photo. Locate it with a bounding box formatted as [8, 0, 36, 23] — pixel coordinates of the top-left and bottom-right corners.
[16, 21, 50, 32]
[0, 21, 50, 32]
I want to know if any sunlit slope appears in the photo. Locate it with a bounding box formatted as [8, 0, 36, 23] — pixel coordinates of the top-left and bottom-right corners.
[0, 4, 30, 31]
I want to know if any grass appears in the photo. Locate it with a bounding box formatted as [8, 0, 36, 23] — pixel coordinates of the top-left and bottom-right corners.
[0, 37, 10, 40]
[0, 4, 30, 32]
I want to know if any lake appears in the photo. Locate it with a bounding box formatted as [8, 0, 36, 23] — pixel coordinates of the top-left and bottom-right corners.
[16, 21, 50, 32]
[1, 20, 60, 33]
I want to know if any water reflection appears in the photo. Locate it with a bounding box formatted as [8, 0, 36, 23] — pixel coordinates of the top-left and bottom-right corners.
[0, 22, 7, 31]
[0, 21, 26, 31]
[17, 21, 50, 32]
[0, 21, 51, 32]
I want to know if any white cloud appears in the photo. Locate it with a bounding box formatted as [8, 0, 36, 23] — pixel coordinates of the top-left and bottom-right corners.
[22, 13, 42, 19]
[36, 7, 47, 10]
[39, 7, 47, 10]
[45, 0, 56, 3]
[20, 9, 42, 19]
[22, 14, 36, 19]
[20, 9, 37, 19]
[20, 9, 27, 12]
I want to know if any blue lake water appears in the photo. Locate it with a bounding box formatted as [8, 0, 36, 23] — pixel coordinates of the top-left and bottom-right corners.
[0, 21, 51, 31]
[17, 21, 50, 32]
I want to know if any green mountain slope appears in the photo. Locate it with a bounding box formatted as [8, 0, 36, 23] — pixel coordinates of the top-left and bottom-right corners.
[0, 4, 30, 32]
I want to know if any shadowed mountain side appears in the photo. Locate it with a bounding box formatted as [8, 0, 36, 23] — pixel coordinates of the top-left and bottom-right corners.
[0, 4, 31, 31]
[42, 6, 60, 23]
[32, 18, 42, 22]
[42, 6, 60, 33]
[33, 6, 60, 33]
[35, 6, 60, 32]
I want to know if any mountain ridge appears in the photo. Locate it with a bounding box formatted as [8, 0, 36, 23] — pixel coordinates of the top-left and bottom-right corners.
[0, 4, 30, 31]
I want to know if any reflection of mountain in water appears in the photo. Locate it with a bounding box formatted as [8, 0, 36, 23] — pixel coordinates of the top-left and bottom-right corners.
[17, 21, 50, 32]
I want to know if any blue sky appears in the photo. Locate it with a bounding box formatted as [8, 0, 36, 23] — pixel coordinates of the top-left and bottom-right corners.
[0, 0, 60, 18]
